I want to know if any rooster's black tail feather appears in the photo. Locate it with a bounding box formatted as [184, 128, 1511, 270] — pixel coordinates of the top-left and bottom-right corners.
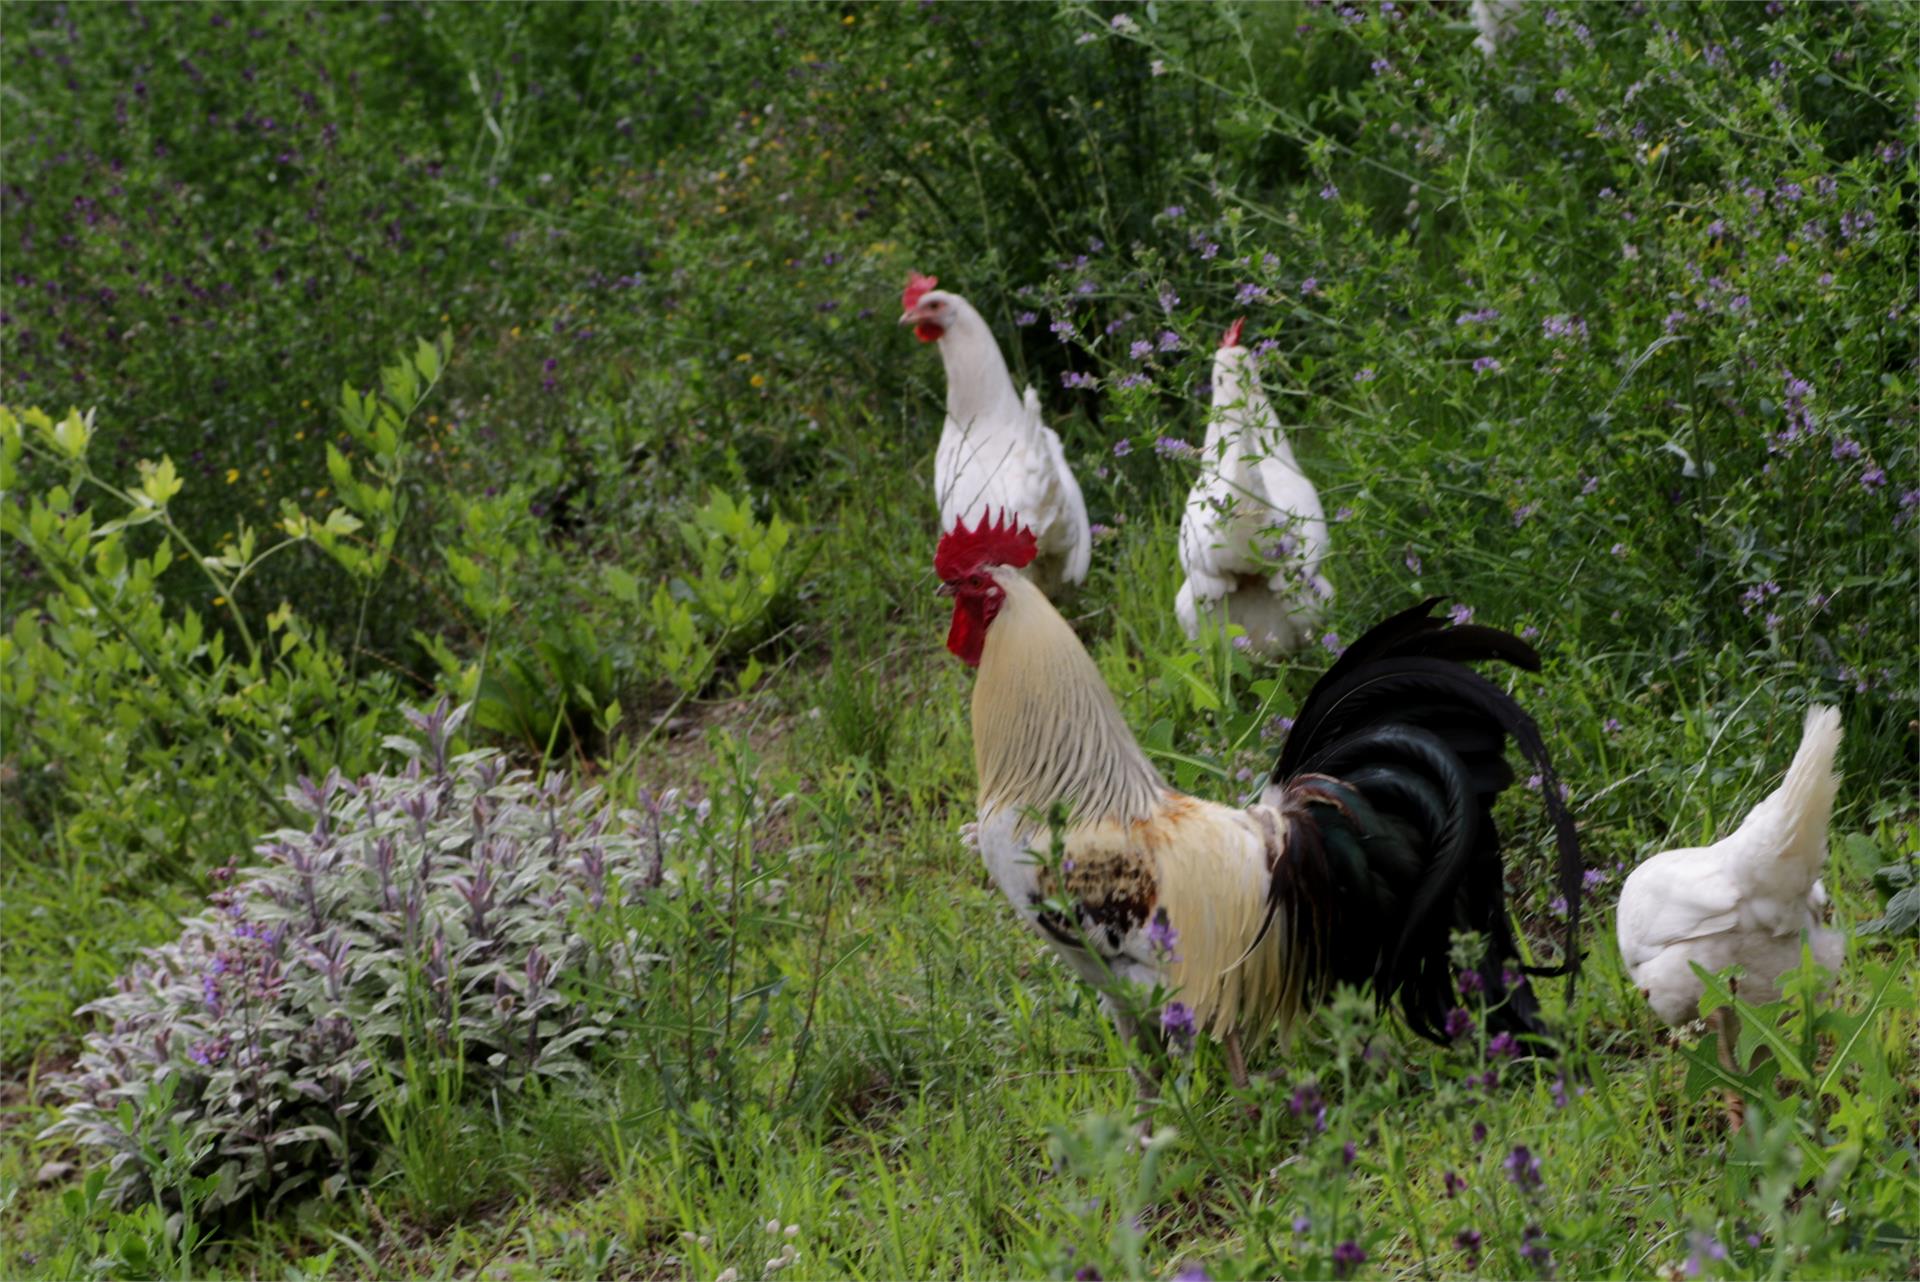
[1264, 599, 1582, 1049]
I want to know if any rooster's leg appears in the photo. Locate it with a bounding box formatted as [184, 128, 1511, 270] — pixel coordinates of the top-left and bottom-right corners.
[1106, 1000, 1160, 1139]
[1224, 1028, 1250, 1092]
[1714, 1000, 1745, 1134]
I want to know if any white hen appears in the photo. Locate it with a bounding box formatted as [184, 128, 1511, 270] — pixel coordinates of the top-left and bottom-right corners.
[1617, 705, 1846, 1029]
[1175, 318, 1332, 656]
[1469, 0, 1525, 57]
[899, 273, 1091, 595]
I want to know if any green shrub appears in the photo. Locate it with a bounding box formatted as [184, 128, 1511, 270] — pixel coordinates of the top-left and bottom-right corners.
[41, 702, 665, 1210]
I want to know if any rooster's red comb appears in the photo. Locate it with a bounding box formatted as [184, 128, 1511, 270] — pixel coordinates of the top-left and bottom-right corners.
[1221, 316, 1246, 349]
[902, 272, 939, 312]
[935, 509, 1038, 581]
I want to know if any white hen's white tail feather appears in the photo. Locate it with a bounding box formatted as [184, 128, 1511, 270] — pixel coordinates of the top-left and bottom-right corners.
[1734, 705, 1842, 894]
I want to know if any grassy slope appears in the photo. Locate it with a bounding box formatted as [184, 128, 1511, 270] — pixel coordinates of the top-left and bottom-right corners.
[7, 486, 1914, 1279]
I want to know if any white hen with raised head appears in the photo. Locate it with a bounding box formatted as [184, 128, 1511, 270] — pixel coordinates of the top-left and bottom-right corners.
[1617, 705, 1846, 1028]
[1175, 318, 1332, 656]
[900, 273, 1091, 595]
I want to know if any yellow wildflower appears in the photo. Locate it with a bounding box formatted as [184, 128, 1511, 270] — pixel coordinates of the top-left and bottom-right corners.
[225, 468, 240, 484]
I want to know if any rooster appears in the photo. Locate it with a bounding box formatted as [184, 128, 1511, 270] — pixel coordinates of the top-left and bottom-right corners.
[1616, 706, 1845, 1127]
[1175, 318, 1332, 656]
[901, 274, 1091, 594]
[939, 512, 1584, 1095]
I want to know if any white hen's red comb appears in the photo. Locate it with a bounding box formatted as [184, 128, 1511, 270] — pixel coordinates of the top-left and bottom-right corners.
[902, 272, 939, 312]
[1221, 316, 1246, 349]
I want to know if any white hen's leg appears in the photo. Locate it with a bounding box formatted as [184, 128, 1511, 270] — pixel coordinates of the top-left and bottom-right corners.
[1715, 994, 1745, 1134]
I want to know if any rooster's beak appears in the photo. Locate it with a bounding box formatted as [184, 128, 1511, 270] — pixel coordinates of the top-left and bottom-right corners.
[935, 582, 956, 597]
[898, 309, 921, 327]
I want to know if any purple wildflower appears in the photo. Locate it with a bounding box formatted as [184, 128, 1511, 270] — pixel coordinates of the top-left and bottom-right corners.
[1541, 314, 1589, 342]
[1405, 551, 1423, 575]
[1147, 908, 1181, 960]
[1443, 1169, 1468, 1198]
[1861, 466, 1886, 492]
[1300, 276, 1320, 295]
[1505, 1145, 1543, 1191]
[1320, 183, 1340, 201]
[1129, 339, 1154, 361]
[1154, 436, 1195, 459]
[1293, 1214, 1312, 1235]
[1061, 370, 1096, 389]
[1444, 1007, 1473, 1040]
[1163, 205, 1186, 219]
[1115, 373, 1150, 390]
[1448, 603, 1473, 626]
[1321, 632, 1342, 655]
[1603, 717, 1622, 734]
[1160, 1001, 1197, 1050]
[1353, 367, 1376, 382]
[1520, 1225, 1552, 1276]
[1474, 356, 1503, 374]
[1112, 438, 1132, 458]
[1049, 318, 1077, 343]
[1157, 329, 1182, 352]
[1488, 1031, 1519, 1059]
[1015, 311, 1038, 326]
[1454, 1229, 1483, 1267]
[1332, 1241, 1367, 1279]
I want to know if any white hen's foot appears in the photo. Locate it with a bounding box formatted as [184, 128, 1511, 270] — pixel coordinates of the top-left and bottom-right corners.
[958, 820, 979, 853]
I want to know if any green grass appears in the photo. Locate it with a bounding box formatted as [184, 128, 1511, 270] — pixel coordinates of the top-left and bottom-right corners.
[3, 0, 1917, 1277]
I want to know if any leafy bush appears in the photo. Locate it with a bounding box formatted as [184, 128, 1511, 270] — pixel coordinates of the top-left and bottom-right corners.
[42, 702, 670, 1210]
[609, 488, 800, 695]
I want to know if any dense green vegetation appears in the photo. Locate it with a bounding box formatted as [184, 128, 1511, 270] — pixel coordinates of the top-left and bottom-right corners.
[2, 2, 1915, 1278]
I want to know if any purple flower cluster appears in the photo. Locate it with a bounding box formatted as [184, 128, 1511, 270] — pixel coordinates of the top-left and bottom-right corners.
[1541, 314, 1589, 342]
[1505, 1145, 1544, 1191]
[1160, 1000, 1196, 1050]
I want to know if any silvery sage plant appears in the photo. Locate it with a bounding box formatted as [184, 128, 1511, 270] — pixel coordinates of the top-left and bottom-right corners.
[43, 701, 687, 1209]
